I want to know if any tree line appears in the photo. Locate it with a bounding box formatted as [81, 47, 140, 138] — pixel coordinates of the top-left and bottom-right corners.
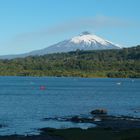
[0, 45, 139, 78]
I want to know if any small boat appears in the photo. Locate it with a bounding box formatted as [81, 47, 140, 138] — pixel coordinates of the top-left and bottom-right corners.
[116, 82, 121, 85]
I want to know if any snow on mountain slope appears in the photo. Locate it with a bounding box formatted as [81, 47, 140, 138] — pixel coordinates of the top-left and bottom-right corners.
[0, 32, 122, 59]
[29, 32, 122, 55]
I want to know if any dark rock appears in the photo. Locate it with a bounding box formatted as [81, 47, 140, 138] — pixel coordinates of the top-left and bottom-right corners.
[90, 109, 107, 115]
[70, 116, 81, 123]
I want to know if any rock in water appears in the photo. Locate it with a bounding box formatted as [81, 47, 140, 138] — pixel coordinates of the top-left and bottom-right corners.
[90, 109, 107, 115]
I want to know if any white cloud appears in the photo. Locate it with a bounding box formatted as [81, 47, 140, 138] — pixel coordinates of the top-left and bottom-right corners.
[9, 15, 139, 40]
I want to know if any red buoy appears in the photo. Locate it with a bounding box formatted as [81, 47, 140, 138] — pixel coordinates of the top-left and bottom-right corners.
[40, 86, 46, 90]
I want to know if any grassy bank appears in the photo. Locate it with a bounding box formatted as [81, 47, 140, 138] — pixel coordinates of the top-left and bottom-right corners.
[0, 128, 140, 140]
[44, 128, 140, 140]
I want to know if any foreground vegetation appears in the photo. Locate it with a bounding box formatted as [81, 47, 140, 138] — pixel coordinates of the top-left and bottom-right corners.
[0, 45, 139, 78]
[45, 128, 140, 140]
[0, 128, 140, 140]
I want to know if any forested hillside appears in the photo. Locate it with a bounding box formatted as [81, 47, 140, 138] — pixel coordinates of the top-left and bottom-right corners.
[0, 46, 139, 78]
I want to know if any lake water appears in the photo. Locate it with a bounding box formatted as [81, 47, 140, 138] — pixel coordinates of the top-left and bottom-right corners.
[0, 76, 139, 135]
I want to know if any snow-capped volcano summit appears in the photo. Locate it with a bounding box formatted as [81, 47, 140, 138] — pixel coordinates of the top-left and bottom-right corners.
[70, 32, 117, 46]
[0, 32, 122, 59]
[40, 32, 122, 54]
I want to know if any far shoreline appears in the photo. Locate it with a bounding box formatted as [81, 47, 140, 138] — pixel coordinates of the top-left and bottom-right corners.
[0, 75, 139, 79]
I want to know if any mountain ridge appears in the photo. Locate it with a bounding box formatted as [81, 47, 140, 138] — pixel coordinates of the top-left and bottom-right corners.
[0, 32, 122, 59]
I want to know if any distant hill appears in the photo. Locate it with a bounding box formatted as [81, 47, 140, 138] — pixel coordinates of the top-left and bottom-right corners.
[0, 32, 122, 59]
[0, 45, 139, 78]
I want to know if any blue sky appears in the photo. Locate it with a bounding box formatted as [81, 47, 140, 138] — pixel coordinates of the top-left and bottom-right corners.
[0, 0, 140, 55]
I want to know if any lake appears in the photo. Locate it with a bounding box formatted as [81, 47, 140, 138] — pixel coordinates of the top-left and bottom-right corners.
[0, 76, 139, 135]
